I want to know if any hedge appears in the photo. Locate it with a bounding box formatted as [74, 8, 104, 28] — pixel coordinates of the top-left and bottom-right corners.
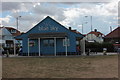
[85, 42, 115, 52]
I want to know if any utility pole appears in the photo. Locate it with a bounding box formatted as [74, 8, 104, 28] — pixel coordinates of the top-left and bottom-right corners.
[15, 16, 21, 56]
[110, 26, 112, 32]
[16, 16, 21, 30]
[90, 16, 93, 32]
[85, 16, 93, 32]
[85, 16, 93, 41]
[82, 24, 83, 34]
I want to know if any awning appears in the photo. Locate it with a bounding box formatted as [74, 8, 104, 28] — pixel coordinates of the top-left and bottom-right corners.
[28, 32, 67, 39]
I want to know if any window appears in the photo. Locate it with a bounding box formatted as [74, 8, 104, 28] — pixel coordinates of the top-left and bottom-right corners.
[29, 41, 35, 47]
[63, 39, 70, 46]
[43, 39, 54, 46]
[43, 40, 49, 46]
[49, 39, 54, 46]
[63, 39, 65, 46]
[11, 29, 16, 33]
[76, 41, 79, 45]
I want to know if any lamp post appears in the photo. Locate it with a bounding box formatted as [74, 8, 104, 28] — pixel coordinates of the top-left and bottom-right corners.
[16, 16, 21, 30]
[90, 16, 93, 32]
[81, 22, 88, 34]
[81, 16, 88, 34]
[82, 21, 87, 55]
[82, 23, 83, 34]
[14, 16, 21, 56]
[85, 16, 93, 32]
[85, 16, 93, 41]
[81, 17, 88, 56]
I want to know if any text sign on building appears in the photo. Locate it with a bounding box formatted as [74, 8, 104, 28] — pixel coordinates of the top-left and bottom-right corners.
[63, 39, 70, 46]
[39, 26, 58, 31]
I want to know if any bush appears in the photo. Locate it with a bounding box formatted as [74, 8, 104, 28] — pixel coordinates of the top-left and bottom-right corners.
[85, 42, 114, 52]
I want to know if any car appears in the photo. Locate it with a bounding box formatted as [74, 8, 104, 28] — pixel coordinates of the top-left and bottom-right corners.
[117, 48, 120, 53]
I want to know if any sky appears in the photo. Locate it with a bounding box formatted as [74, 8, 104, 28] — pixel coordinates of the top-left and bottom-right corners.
[0, 0, 120, 35]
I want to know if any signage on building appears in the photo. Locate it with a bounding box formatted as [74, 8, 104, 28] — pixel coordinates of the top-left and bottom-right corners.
[39, 26, 58, 31]
[63, 39, 70, 46]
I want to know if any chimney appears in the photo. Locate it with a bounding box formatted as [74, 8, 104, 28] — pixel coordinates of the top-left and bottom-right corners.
[69, 27, 72, 30]
[94, 29, 97, 32]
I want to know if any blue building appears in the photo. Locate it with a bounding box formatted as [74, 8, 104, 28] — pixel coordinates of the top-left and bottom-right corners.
[16, 16, 83, 56]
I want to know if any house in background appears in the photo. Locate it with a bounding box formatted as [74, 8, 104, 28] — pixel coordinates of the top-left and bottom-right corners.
[104, 27, 120, 49]
[5, 27, 22, 47]
[104, 27, 120, 43]
[0, 26, 22, 48]
[82, 29, 104, 43]
[0, 27, 14, 48]
[5, 27, 21, 37]
[16, 16, 83, 56]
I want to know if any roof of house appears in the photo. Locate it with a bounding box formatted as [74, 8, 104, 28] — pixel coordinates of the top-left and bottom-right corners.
[105, 27, 120, 38]
[0, 27, 12, 36]
[1, 27, 21, 36]
[16, 16, 83, 39]
[87, 31, 104, 37]
[71, 30, 82, 34]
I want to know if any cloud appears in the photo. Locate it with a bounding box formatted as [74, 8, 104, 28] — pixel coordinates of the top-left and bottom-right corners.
[0, 15, 12, 24]
[32, 3, 66, 21]
[2, 2, 21, 11]
[61, 1, 118, 29]
[1, 1, 119, 34]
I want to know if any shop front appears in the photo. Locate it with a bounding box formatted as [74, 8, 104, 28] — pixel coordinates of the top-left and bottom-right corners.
[16, 16, 83, 56]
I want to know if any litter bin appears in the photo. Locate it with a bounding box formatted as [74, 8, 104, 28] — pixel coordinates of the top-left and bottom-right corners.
[103, 48, 107, 55]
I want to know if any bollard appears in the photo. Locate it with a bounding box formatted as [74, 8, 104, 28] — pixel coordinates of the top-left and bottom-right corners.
[103, 48, 107, 55]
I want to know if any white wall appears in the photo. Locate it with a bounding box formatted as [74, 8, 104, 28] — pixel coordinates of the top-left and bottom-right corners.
[83, 34, 103, 43]
[0, 27, 14, 47]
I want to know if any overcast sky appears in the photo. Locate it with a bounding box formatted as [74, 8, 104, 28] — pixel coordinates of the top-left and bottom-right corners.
[1, 0, 120, 35]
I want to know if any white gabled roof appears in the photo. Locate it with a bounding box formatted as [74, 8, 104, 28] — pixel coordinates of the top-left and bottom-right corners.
[0, 27, 12, 36]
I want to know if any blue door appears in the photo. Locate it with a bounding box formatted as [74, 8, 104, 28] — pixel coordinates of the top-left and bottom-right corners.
[41, 38, 54, 55]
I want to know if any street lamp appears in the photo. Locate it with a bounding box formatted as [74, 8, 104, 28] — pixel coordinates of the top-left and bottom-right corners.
[81, 16, 89, 34]
[16, 16, 21, 30]
[85, 16, 93, 41]
[82, 22, 88, 34]
[85, 16, 93, 32]
[90, 16, 93, 32]
[14, 16, 21, 56]
[81, 17, 88, 56]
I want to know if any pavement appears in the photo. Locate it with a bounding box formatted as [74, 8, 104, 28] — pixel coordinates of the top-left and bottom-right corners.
[86, 52, 118, 56]
[0, 52, 118, 58]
